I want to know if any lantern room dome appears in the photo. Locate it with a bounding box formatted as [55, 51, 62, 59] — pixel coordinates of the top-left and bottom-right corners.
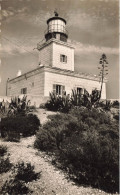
[45, 12, 68, 42]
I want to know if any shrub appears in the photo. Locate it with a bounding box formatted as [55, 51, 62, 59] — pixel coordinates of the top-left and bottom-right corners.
[0, 146, 12, 174]
[113, 114, 119, 121]
[0, 161, 40, 195]
[34, 113, 78, 151]
[1, 114, 40, 140]
[1, 179, 30, 195]
[60, 130, 119, 193]
[39, 103, 46, 109]
[5, 131, 20, 142]
[34, 107, 112, 152]
[70, 107, 111, 125]
[0, 157, 12, 174]
[12, 161, 41, 182]
[0, 145, 7, 157]
[34, 107, 119, 193]
[112, 100, 119, 108]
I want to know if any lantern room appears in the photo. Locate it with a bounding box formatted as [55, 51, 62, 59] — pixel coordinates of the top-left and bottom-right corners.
[45, 11, 68, 42]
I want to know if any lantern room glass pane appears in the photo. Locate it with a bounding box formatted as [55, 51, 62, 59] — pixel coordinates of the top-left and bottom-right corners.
[48, 19, 66, 33]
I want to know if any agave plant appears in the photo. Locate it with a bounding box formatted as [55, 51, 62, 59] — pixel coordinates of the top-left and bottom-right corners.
[71, 90, 83, 106]
[7, 95, 31, 117]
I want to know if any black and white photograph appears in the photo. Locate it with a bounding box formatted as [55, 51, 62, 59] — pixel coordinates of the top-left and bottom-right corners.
[0, 0, 119, 194]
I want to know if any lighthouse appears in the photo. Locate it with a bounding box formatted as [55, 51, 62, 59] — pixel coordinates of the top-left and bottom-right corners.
[45, 11, 68, 42]
[37, 12, 74, 71]
[7, 12, 107, 106]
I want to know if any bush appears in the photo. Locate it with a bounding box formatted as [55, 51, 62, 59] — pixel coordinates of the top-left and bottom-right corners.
[0, 145, 12, 174]
[39, 103, 46, 109]
[60, 130, 119, 193]
[112, 100, 119, 108]
[0, 161, 40, 195]
[34, 107, 119, 193]
[1, 179, 30, 195]
[0, 145, 7, 157]
[69, 107, 111, 125]
[12, 161, 41, 182]
[113, 114, 119, 121]
[34, 107, 112, 151]
[0, 157, 12, 174]
[0, 114, 40, 140]
[34, 113, 78, 151]
[5, 131, 20, 142]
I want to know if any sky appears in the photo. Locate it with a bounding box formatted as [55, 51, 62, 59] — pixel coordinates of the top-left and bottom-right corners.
[0, 0, 119, 99]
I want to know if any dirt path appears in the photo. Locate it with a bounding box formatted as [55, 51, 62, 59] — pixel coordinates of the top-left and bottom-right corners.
[32, 108, 57, 125]
[0, 136, 111, 195]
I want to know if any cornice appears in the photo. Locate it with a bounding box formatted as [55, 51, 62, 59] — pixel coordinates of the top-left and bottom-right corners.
[9, 65, 107, 84]
[37, 38, 74, 50]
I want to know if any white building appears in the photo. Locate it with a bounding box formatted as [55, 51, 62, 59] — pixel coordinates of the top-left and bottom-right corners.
[7, 12, 107, 106]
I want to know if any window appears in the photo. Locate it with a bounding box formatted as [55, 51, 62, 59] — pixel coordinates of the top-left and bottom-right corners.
[77, 88, 83, 94]
[60, 54, 67, 63]
[21, 88, 27, 94]
[56, 85, 61, 95]
[53, 84, 65, 96]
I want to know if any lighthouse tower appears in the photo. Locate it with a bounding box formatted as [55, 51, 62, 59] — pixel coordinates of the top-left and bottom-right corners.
[37, 12, 74, 71]
[45, 11, 68, 42]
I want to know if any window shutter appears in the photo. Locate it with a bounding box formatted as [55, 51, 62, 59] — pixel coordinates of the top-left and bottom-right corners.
[65, 56, 67, 63]
[60, 55, 62, 62]
[62, 85, 65, 95]
[24, 88, 26, 94]
[53, 84, 56, 94]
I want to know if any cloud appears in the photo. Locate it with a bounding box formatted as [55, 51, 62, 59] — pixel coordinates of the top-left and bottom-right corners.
[1, 7, 28, 20]
[69, 40, 119, 55]
[1, 10, 14, 17]
[1, 38, 118, 59]
[18, 0, 31, 1]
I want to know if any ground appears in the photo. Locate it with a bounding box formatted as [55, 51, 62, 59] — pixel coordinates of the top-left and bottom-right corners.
[0, 109, 119, 195]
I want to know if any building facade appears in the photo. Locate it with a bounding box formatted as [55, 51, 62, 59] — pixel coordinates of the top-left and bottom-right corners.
[7, 12, 107, 106]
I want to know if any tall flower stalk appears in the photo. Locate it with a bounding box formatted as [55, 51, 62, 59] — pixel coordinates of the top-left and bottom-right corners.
[98, 54, 108, 100]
